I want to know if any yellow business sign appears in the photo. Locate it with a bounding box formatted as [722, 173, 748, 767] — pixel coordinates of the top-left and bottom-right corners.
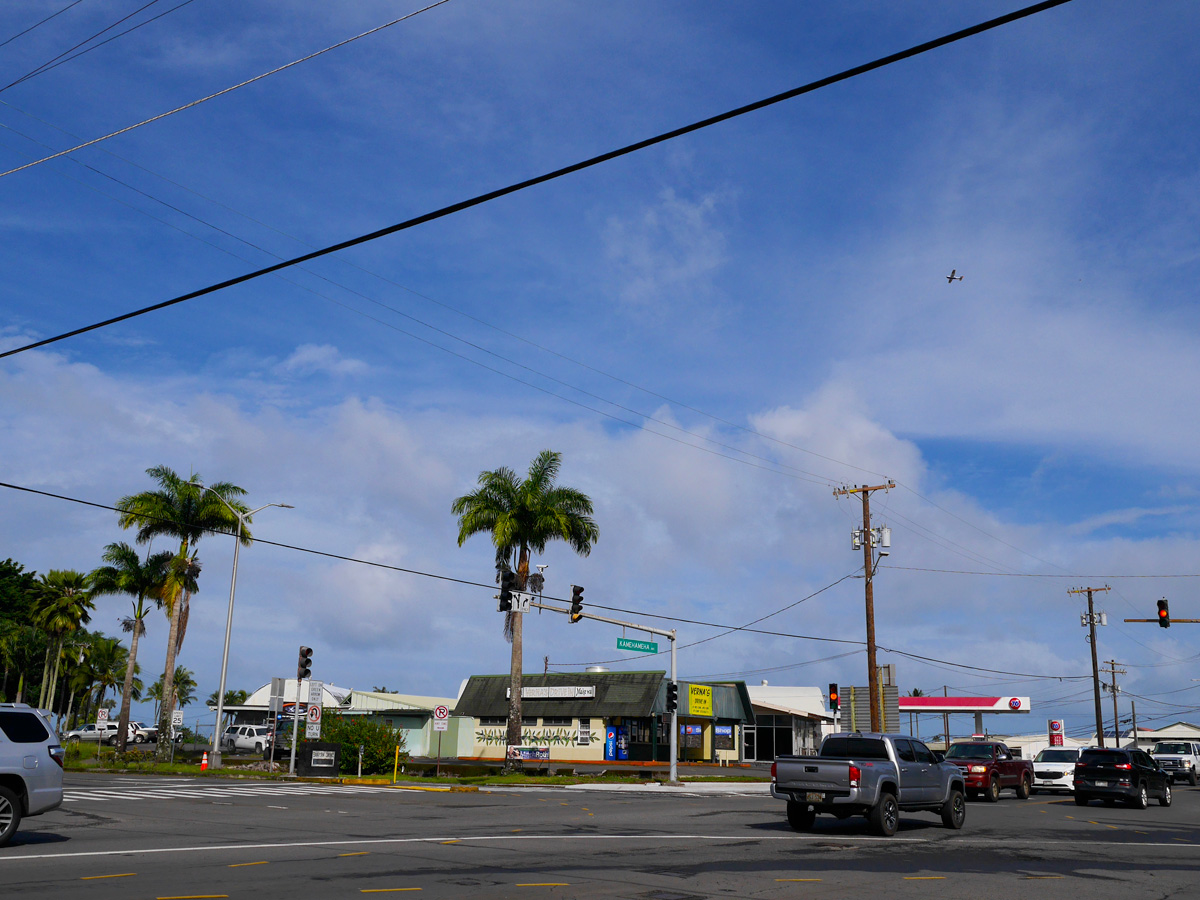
[687, 684, 713, 717]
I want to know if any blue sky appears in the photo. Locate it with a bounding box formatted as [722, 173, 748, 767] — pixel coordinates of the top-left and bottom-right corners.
[2, 0, 1199, 741]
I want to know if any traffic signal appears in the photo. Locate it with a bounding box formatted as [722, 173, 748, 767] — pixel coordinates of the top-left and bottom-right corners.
[569, 585, 584, 623]
[666, 681, 678, 712]
[297, 646, 313, 680]
[828, 683, 840, 713]
[1157, 598, 1170, 628]
[498, 569, 515, 612]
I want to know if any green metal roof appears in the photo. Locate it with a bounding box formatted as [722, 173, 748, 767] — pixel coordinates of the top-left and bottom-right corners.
[453, 671, 666, 718]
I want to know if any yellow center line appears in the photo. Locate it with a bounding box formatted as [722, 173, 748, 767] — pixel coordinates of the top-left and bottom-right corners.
[1135, 831, 1149, 835]
[1174, 838, 1191, 843]
[1087, 821, 1101, 826]
[440, 840, 459, 845]
[1065, 815, 1075, 820]
[340, 852, 370, 857]
[81, 873, 136, 880]
[1024, 875, 1064, 880]
[903, 876, 946, 880]
[516, 884, 569, 887]
[361, 890, 421, 894]
[228, 861, 269, 867]
[777, 878, 822, 882]
[156, 896, 230, 899]
[1104, 824, 1118, 830]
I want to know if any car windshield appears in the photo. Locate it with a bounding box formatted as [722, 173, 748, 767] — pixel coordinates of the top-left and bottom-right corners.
[945, 744, 993, 760]
[1034, 749, 1078, 763]
[1153, 743, 1191, 755]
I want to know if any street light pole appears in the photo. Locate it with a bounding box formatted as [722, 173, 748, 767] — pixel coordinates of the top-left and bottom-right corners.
[191, 483, 292, 769]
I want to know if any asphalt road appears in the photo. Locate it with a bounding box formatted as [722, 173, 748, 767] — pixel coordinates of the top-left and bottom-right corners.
[3, 773, 1199, 899]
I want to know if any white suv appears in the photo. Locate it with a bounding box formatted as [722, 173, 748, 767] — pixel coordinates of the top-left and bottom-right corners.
[0, 704, 64, 847]
[222, 725, 271, 754]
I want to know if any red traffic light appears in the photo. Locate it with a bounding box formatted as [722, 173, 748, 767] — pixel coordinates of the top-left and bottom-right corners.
[1157, 598, 1170, 628]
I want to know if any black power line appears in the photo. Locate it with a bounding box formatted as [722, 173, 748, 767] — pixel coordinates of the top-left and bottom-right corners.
[0, 0, 1076, 362]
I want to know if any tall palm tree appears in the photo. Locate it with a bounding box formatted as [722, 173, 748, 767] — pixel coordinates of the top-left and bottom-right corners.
[452, 450, 598, 757]
[115, 465, 250, 760]
[90, 542, 173, 752]
[149, 667, 196, 717]
[32, 571, 94, 710]
[906, 688, 926, 737]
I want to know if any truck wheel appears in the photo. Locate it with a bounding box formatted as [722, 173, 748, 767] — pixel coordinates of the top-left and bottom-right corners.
[940, 789, 966, 830]
[255, 743, 263, 754]
[985, 778, 1001, 803]
[1015, 774, 1032, 799]
[786, 802, 816, 831]
[1159, 782, 1172, 807]
[1189, 770, 1197, 787]
[0, 786, 21, 848]
[869, 792, 899, 837]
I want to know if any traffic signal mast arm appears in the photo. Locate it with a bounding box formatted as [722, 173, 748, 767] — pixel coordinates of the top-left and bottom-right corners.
[529, 598, 676, 639]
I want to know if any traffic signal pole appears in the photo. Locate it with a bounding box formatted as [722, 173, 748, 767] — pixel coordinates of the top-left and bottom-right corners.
[531, 600, 679, 784]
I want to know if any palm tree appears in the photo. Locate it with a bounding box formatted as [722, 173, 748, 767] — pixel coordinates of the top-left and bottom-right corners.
[452, 450, 598, 758]
[115, 465, 250, 760]
[207, 688, 249, 733]
[906, 688, 926, 737]
[149, 667, 196, 716]
[90, 542, 173, 752]
[32, 570, 94, 710]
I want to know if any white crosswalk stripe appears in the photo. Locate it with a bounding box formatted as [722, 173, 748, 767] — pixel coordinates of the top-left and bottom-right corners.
[64, 782, 397, 803]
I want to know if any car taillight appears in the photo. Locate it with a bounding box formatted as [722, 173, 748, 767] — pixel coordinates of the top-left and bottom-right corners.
[1115, 763, 1132, 770]
[770, 762, 777, 781]
[49, 745, 65, 768]
[849, 764, 861, 787]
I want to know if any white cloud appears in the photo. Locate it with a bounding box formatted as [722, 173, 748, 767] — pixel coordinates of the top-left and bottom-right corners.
[276, 344, 368, 377]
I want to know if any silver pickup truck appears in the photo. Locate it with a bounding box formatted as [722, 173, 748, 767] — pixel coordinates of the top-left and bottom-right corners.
[771, 732, 967, 836]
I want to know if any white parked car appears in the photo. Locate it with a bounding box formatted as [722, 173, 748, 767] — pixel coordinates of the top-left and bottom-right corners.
[1031, 747, 1080, 793]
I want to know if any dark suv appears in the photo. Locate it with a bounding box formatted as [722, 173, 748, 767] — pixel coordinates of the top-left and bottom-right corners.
[1073, 748, 1171, 809]
[0, 703, 65, 847]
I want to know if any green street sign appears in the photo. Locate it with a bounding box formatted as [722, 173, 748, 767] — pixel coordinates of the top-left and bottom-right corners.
[616, 637, 658, 654]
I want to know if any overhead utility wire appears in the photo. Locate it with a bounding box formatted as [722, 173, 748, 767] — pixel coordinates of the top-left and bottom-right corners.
[0, 0, 1076, 359]
[879, 565, 1200, 578]
[0, 0, 87, 51]
[2, 0, 197, 92]
[0, 0, 452, 174]
[2, 0, 166, 92]
[0, 478, 1090, 682]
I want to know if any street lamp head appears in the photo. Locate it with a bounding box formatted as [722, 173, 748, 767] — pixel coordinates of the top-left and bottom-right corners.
[278, 503, 295, 509]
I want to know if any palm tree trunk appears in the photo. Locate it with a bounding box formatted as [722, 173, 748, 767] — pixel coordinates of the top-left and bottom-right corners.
[503, 548, 532, 770]
[46, 638, 64, 710]
[156, 592, 185, 761]
[116, 620, 142, 754]
[15, 671, 24, 704]
[38, 644, 52, 708]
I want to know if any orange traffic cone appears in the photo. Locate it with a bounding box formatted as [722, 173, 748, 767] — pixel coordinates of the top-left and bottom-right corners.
[201, 751, 209, 771]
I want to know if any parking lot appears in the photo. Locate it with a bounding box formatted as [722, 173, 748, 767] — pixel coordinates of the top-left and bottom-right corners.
[2, 772, 1199, 899]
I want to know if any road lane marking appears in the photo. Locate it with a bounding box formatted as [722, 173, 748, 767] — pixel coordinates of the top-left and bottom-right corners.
[9, 831, 1191, 864]
[903, 876, 945, 880]
[516, 884, 568, 887]
[1174, 838, 1191, 843]
[228, 861, 268, 867]
[156, 896, 229, 899]
[361, 890, 421, 893]
[776, 878, 821, 882]
[1024, 875, 1063, 880]
[81, 873, 136, 879]
[340, 852, 370, 857]
[440, 840, 459, 844]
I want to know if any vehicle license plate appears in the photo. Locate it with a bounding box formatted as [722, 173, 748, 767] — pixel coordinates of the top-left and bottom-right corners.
[1095, 781, 1108, 787]
[805, 792, 823, 803]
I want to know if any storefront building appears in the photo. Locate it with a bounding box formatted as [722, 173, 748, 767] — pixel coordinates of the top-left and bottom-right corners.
[453, 672, 754, 763]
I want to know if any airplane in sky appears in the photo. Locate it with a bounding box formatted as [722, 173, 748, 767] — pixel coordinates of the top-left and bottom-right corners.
[946, 269, 963, 283]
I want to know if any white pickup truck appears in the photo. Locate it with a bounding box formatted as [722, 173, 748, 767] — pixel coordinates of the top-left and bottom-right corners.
[1150, 741, 1200, 785]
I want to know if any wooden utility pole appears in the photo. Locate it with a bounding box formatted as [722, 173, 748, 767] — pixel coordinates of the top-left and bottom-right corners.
[833, 481, 895, 733]
[1102, 659, 1127, 746]
[1069, 586, 1109, 748]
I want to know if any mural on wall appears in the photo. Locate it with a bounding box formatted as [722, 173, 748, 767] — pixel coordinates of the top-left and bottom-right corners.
[475, 728, 601, 746]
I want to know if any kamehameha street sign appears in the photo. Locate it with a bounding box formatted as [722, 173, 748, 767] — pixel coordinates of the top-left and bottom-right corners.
[617, 637, 658, 654]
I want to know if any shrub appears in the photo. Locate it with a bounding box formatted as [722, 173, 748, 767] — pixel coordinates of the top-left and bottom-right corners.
[312, 713, 408, 775]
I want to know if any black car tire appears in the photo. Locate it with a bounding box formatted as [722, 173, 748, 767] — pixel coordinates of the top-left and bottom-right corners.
[966, 790, 978, 801]
[869, 793, 899, 837]
[1015, 775, 1032, 799]
[941, 789, 966, 830]
[1131, 784, 1149, 810]
[1160, 782, 1172, 807]
[0, 785, 21, 848]
[985, 778, 1001, 803]
[1190, 770, 1198, 787]
[255, 743, 263, 754]
[786, 801, 816, 831]
[1074, 794, 1089, 806]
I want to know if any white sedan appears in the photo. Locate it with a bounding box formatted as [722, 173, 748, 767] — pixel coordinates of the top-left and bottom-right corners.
[1031, 747, 1081, 793]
